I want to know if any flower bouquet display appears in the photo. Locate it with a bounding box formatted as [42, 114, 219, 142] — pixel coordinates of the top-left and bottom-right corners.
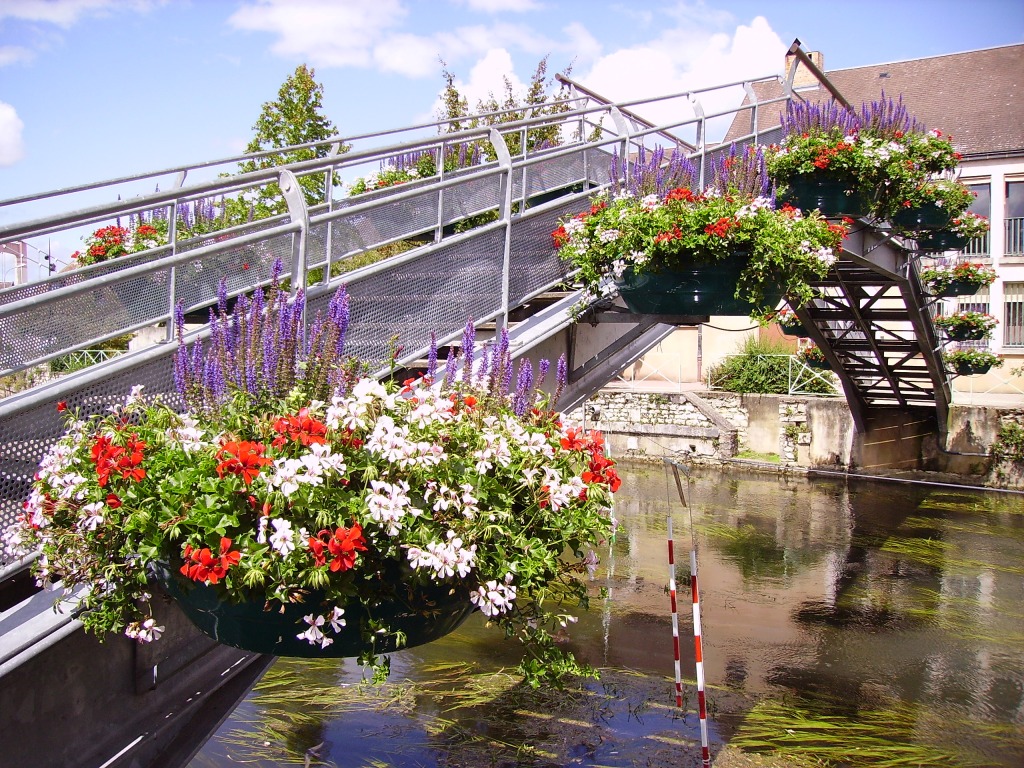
[553, 145, 845, 319]
[767, 96, 961, 220]
[3, 263, 619, 685]
[943, 348, 1003, 376]
[932, 311, 998, 341]
[919, 261, 997, 298]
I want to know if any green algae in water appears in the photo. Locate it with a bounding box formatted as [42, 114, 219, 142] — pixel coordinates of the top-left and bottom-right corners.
[731, 698, 990, 767]
[702, 521, 823, 581]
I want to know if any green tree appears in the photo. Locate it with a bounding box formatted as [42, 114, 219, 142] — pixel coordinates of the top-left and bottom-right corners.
[235, 64, 347, 217]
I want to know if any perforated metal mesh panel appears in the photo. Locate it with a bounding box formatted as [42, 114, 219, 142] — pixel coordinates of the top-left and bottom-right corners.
[309, 228, 506, 370]
[508, 200, 579, 306]
[0, 231, 296, 376]
[0, 216, 288, 310]
[442, 175, 500, 225]
[331, 190, 442, 256]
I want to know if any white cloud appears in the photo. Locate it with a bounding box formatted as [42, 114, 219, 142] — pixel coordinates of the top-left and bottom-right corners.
[451, 0, 543, 12]
[577, 16, 786, 143]
[228, 0, 408, 68]
[0, 46, 34, 66]
[0, 0, 158, 27]
[0, 101, 26, 166]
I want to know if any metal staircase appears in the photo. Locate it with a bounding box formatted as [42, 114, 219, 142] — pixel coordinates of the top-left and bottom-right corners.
[791, 220, 950, 441]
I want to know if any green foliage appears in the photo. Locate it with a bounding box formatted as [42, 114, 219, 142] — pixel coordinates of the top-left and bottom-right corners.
[235, 64, 348, 216]
[709, 337, 836, 395]
[991, 421, 1024, 465]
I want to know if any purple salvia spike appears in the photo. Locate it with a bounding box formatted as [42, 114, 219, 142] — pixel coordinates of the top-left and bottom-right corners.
[478, 344, 491, 388]
[554, 354, 567, 403]
[427, 331, 438, 380]
[174, 300, 186, 344]
[173, 347, 187, 397]
[461, 320, 475, 383]
[217, 277, 228, 318]
[513, 357, 533, 417]
[329, 285, 350, 358]
[443, 346, 458, 388]
[501, 354, 513, 397]
[538, 358, 550, 389]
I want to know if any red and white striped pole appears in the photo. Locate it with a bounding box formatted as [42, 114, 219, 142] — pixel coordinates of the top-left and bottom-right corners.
[666, 459, 711, 767]
[666, 513, 684, 708]
[691, 547, 711, 768]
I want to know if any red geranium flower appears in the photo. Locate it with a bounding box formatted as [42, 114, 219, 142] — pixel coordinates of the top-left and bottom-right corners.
[216, 440, 272, 484]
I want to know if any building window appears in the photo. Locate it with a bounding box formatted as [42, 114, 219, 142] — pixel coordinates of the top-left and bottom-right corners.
[1003, 282, 1024, 346]
[966, 183, 990, 256]
[1007, 182, 1024, 256]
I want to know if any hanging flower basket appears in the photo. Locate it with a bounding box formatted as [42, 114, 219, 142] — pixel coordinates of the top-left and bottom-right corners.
[944, 349, 1003, 376]
[952, 360, 994, 376]
[779, 173, 869, 218]
[614, 250, 782, 316]
[766, 97, 963, 223]
[5, 262, 620, 685]
[773, 307, 808, 336]
[153, 561, 475, 658]
[798, 344, 831, 370]
[933, 311, 997, 341]
[554, 145, 845, 321]
[920, 262, 996, 298]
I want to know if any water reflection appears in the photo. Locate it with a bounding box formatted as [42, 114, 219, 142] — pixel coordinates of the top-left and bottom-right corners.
[189, 464, 1024, 768]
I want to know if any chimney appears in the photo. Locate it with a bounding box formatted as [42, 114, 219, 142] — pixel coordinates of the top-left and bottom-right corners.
[785, 50, 824, 89]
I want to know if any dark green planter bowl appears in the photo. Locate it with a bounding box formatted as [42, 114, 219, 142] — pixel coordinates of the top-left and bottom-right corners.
[951, 361, 993, 376]
[914, 230, 968, 252]
[803, 358, 832, 371]
[780, 174, 868, 218]
[942, 326, 990, 341]
[892, 205, 953, 231]
[614, 250, 782, 316]
[930, 278, 986, 298]
[778, 320, 809, 337]
[154, 563, 476, 658]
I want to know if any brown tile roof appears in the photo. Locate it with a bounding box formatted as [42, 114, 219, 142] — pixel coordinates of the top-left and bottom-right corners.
[724, 44, 1024, 158]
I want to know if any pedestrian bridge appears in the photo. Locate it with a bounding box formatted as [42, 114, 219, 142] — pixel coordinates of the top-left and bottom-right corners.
[0, 46, 956, 766]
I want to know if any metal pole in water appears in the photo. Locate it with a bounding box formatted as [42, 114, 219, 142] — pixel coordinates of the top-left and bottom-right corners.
[665, 459, 711, 767]
[691, 547, 711, 767]
[666, 511, 684, 708]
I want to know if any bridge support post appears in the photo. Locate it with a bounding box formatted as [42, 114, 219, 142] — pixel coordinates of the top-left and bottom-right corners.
[851, 408, 941, 472]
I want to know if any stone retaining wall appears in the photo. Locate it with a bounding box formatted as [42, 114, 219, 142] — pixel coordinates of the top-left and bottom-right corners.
[569, 389, 1023, 486]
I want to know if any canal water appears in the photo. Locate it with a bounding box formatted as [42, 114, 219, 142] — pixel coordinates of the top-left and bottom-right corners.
[188, 464, 1024, 767]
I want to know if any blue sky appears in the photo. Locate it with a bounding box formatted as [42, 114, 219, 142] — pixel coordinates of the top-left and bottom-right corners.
[1, 0, 1022, 272]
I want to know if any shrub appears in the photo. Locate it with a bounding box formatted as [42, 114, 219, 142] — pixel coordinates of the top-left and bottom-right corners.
[708, 336, 835, 394]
